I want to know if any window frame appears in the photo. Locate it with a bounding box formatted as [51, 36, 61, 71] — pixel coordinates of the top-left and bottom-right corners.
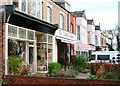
[77, 26, 80, 40]
[47, 6, 52, 23]
[60, 14, 64, 29]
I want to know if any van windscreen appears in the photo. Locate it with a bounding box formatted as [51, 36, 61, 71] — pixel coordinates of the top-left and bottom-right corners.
[90, 55, 95, 60]
[98, 55, 110, 60]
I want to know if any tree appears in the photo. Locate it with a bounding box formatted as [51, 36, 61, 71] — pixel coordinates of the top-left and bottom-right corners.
[103, 26, 120, 51]
[116, 26, 120, 51]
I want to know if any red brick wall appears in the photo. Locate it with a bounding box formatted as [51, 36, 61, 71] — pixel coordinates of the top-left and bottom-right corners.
[70, 13, 76, 34]
[4, 75, 120, 85]
[0, 6, 5, 79]
[70, 13, 76, 56]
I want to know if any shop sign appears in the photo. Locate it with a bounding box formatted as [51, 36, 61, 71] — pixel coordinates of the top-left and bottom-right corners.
[55, 29, 76, 44]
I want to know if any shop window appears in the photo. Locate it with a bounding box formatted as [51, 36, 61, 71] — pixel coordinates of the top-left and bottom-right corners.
[37, 34, 47, 42]
[19, 28, 26, 39]
[8, 39, 25, 59]
[8, 25, 17, 37]
[27, 30, 35, 40]
[48, 35, 52, 43]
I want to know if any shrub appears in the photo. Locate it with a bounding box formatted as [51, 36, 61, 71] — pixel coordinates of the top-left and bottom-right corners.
[59, 57, 66, 67]
[49, 69, 79, 78]
[88, 75, 99, 80]
[73, 55, 88, 72]
[101, 72, 118, 80]
[48, 62, 61, 73]
[8, 55, 23, 75]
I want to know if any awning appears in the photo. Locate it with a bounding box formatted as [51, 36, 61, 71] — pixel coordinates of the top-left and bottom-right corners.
[55, 29, 76, 44]
[5, 5, 58, 35]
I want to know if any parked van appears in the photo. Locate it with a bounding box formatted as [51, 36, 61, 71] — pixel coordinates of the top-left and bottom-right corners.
[89, 51, 119, 63]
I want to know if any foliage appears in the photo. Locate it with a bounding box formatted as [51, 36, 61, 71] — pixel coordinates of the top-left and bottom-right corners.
[88, 75, 99, 80]
[49, 69, 79, 78]
[101, 72, 118, 80]
[89, 63, 120, 80]
[73, 55, 88, 72]
[48, 62, 61, 73]
[8, 55, 23, 75]
[59, 57, 66, 67]
[18, 65, 31, 75]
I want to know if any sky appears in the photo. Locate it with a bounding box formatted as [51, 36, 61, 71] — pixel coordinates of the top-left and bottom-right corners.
[66, 0, 119, 30]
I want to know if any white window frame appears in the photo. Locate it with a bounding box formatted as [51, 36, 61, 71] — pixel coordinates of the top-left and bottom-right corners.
[60, 14, 64, 29]
[47, 6, 52, 23]
[77, 26, 80, 40]
[8, 24, 35, 42]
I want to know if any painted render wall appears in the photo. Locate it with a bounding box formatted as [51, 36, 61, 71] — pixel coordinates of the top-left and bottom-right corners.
[87, 25, 95, 46]
[42, 0, 70, 62]
[95, 30, 101, 47]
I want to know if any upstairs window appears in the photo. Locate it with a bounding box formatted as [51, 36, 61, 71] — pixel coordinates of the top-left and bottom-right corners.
[37, 0, 41, 18]
[70, 24, 73, 33]
[21, 0, 26, 12]
[77, 26, 80, 40]
[60, 14, 64, 29]
[28, 0, 36, 16]
[47, 6, 52, 23]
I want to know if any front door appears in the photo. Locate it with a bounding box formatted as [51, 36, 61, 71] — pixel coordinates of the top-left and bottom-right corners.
[29, 47, 34, 65]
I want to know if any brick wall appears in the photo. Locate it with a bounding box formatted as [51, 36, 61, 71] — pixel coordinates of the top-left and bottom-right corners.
[4, 75, 120, 85]
[0, 6, 5, 79]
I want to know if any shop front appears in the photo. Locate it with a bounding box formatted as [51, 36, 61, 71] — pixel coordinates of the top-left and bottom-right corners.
[55, 29, 76, 65]
[4, 5, 57, 74]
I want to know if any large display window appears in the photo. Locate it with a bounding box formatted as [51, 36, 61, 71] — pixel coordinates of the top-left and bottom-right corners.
[37, 33, 53, 72]
[8, 24, 36, 73]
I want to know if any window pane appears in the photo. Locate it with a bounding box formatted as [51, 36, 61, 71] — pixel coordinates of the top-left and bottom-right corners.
[60, 14, 64, 29]
[37, 0, 41, 18]
[47, 6, 51, 23]
[98, 55, 110, 60]
[21, 0, 26, 12]
[8, 25, 17, 37]
[90, 55, 95, 60]
[48, 35, 52, 43]
[19, 28, 26, 39]
[38, 34, 47, 42]
[27, 30, 34, 40]
[48, 44, 52, 63]
[77, 26, 80, 40]
[28, 0, 36, 16]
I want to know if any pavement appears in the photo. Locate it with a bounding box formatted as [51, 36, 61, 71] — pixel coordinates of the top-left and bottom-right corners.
[76, 72, 90, 79]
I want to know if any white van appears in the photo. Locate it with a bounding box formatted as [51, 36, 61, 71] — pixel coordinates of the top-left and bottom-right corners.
[89, 51, 119, 63]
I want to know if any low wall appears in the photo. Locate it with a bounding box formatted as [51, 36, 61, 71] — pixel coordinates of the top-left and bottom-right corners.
[4, 75, 120, 85]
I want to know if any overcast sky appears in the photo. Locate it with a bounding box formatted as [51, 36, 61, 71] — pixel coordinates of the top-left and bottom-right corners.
[66, 0, 119, 30]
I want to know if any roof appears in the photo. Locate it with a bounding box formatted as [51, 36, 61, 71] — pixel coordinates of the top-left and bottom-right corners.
[95, 25, 101, 30]
[87, 19, 93, 25]
[72, 10, 85, 17]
